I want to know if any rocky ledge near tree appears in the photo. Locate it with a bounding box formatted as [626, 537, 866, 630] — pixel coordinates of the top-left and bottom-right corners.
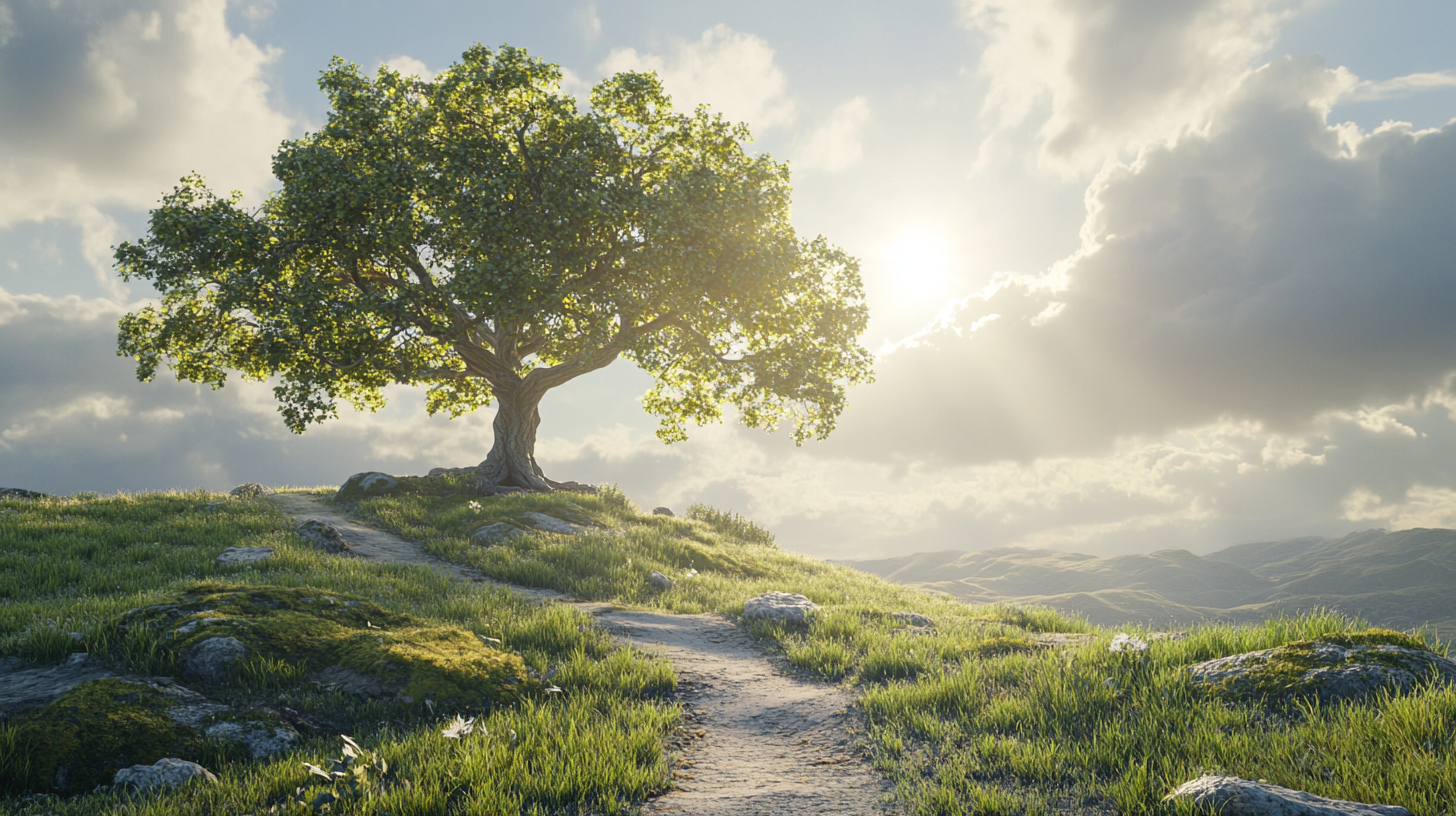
[1187, 631, 1456, 705]
[1165, 774, 1412, 815]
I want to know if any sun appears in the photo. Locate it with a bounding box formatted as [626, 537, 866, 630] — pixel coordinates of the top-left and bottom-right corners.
[881, 229, 950, 299]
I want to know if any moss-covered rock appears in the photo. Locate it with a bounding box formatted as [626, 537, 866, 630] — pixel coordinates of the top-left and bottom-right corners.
[121, 583, 534, 705]
[1188, 629, 1456, 706]
[334, 471, 481, 503]
[7, 678, 211, 794]
[4, 675, 299, 796]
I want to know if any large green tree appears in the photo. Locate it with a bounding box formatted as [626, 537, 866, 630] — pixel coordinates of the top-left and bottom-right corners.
[116, 45, 873, 491]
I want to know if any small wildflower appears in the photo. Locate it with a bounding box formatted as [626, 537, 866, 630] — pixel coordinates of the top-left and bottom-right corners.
[442, 715, 477, 739]
[468, 501, 482, 513]
[1109, 633, 1148, 653]
[684, 568, 698, 579]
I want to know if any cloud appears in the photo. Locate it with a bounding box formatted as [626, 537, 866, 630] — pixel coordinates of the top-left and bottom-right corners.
[380, 54, 434, 82]
[1342, 485, 1456, 530]
[1345, 70, 1456, 103]
[826, 57, 1456, 467]
[598, 24, 794, 130]
[0, 0, 291, 291]
[795, 96, 871, 173]
[960, 0, 1307, 173]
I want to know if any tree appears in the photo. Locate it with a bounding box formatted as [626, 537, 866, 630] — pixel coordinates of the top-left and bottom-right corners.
[115, 45, 873, 491]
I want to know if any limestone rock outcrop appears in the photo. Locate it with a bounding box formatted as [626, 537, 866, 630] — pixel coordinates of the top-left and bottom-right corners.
[1165, 774, 1411, 815]
[180, 636, 248, 685]
[296, 519, 351, 553]
[649, 571, 674, 591]
[1187, 636, 1456, 705]
[215, 546, 274, 565]
[113, 757, 219, 792]
[892, 612, 935, 628]
[335, 472, 399, 502]
[228, 483, 270, 499]
[741, 592, 821, 624]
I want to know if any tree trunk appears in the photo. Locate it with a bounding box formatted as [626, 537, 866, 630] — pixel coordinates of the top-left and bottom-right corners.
[475, 386, 552, 490]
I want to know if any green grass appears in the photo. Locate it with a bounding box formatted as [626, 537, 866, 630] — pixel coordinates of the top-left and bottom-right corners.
[0, 489, 676, 814]
[5, 483, 1453, 815]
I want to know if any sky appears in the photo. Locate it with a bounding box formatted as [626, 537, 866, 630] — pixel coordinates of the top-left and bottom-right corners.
[2, 0, 1455, 561]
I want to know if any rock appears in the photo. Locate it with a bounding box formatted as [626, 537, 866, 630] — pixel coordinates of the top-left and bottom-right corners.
[335, 471, 399, 501]
[113, 758, 218, 792]
[0, 653, 119, 719]
[228, 483, 270, 499]
[180, 637, 248, 685]
[1165, 774, 1412, 815]
[204, 721, 299, 759]
[295, 519, 350, 553]
[521, 511, 586, 535]
[649, 571, 674, 591]
[311, 665, 396, 698]
[427, 466, 477, 477]
[741, 592, 821, 624]
[0, 487, 48, 499]
[471, 522, 530, 545]
[652, 506, 675, 517]
[892, 612, 935, 628]
[215, 546, 274, 565]
[1188, 638, 1456, 705]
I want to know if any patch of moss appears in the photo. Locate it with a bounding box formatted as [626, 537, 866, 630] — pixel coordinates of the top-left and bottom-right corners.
[8, 678, 202, 795]
[120, 583, 535, 706]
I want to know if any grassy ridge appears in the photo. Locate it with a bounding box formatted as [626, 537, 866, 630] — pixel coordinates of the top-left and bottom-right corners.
[354, 486, 1456, 815]
[0, 490, 676, 814]
[4, 485, 1454, 815]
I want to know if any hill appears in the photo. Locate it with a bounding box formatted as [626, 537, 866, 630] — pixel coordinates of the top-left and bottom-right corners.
[842, 527, 1456, 632]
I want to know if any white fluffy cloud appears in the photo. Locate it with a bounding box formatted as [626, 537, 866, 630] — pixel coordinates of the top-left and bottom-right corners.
[961, 0, 1306, 172]
[598, 24, 794, 129]
[827, 57, 1456, 469]
[0, 0, 291, 291]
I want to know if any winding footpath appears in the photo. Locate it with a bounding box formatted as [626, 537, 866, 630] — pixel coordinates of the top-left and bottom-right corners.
[267, 494, 899, 816]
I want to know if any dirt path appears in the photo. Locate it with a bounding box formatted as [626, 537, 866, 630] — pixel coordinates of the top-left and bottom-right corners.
[267, 493, 898, 815]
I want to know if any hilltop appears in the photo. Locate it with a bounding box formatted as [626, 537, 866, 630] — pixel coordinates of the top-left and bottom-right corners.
[841, 527, 1456, 632]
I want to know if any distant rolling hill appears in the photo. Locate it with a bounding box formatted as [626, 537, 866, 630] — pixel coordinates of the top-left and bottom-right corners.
[839, 528, 1456, 633]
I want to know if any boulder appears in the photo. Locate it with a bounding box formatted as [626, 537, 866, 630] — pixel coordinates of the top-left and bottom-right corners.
[649, 571, 674, 591]
[892, 612, 935, 628]
[521, 511, 586, 535]
[742, 592, 821, 624]
[113, 758, 218, 792]
[215, 546, 274, 565]
[204, 721, 299, 759]
[228, 483, 270, 499]
[295, 519, 350, 553]
[1165, 774, 1411, 816]
[335, 471, 399, 501]
[652, 506, 675, 517]
[180, 636, 248, 685]
[0, 487, 48, 499]
[471, 522, 530, 545]
[1188, 638, 1456, 705]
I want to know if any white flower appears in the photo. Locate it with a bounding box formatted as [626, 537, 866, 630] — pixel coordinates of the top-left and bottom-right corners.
[468, 501, 482, 513]
[442, 715, 477, 739]
[684, 568, 698, 579]
[1109, 633, 1148, 653]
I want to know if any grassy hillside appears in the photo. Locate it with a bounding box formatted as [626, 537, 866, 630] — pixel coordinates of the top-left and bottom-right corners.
[3, 483, 1454, 815]
[843, 529, 1456, 634]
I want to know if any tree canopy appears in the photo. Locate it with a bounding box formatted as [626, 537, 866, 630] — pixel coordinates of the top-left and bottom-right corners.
[116, 45, 873, 490]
